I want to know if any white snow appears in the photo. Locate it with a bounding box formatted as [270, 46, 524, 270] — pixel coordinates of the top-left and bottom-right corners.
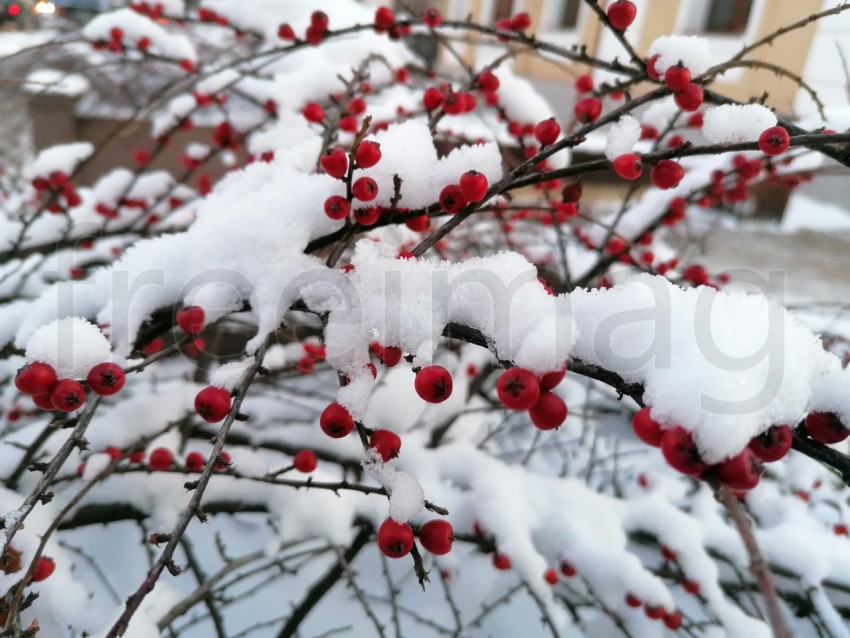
[648, 35, 713, 76]
[702, 104, 777, 143]
[25, 317, 113, 380]
[605, 115, 642, 161]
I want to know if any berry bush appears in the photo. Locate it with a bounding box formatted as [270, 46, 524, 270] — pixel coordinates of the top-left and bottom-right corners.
[0, 1, 850, 636]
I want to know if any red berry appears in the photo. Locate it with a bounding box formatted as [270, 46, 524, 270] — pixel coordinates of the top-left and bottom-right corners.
[377, 519, 414, 558]
[32, 393, 55, 411]
[748, 424, 793, 462]
[674, 84, 703, 111]
[293, 449, 318, 473]
[716, 447, 763, 491]
[176, 305, 205, 333]
[194, 386, 231, 423]
[406, 214, 430, 231]
[607, 0, 636, 30]
[422, 7, 442, 27]
[646, 54, 661, 80]
[664, 64, 691, 91]
[324, 195, 350, 220]
[459, 170, 488, 203]
[303, 102, 325, 123]
[645, 605, 665, 620]
[370, 429, 402, 461]
[51, 380, 86, 412]
[805, 412, 849, 444]
[374, 6, 395, 32]
[650, 160, 685, 189]
[32, 557, 55, 582]
[373, 344, 403, 367]
[86, 362, 126, 396]
[492, 552, 511, 570]
[347, 97, 366, 115]
[575, 74, 593, 93]
[179, 59, 195, 73]
[758, 126, 790, 155]
[539, 368, 566, 391]
[625, 593, 641, 607]
[534, 118, 561, 146]
[439, 184, 467, 213]
[661, 427, 707, 475]
[664, 611, 682, 630]
[310, 11, 329, 30]
[149, 447, 173, 471]
[352, 177, 378, 202]
[497, 368, 540, 410]
[529, 391, 567, 430]
[305, 24, 326, 45]
[143, 337, 163, 356]
[185, 451, 205, 472]
[544, 568, 558, 585]
[574, 97, 602, 123]
[632, 407, 664, 446]
[612, 153, 642, 180]
[339, 115, 358, 132]
[414, 365, 453, 403]
[419, 519, 454, 555]
[320, 149, 348, 179]
[510, 12, 531, 30]
[355, 141, 382, 168]
[560, 561, 576, 577]
[320, 402, 355, 438]
[296, 356, 315, 374]
[354, 207, 381, 226]
[683, 580, 700, 595]
[15, 362, 57, 396]
[835, 524, 849, 536]
[278, 23, 295, 40]
[477, 70, 500, 92]
[423, 86, 445, 111]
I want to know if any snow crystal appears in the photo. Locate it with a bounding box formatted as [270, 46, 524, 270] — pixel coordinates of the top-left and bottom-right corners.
[25, 317, 112, 380]
[604, 116, 642, 161]
[28, 142, 93, 179]
[702, 104, 777, 143]
[648, 35, 713, 76]
[81, 453, 112, 481]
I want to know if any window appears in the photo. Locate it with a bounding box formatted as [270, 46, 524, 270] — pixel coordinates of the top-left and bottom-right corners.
[560, 0, 581, 29]
[492, 0, 513, 23]
[704, 0, 753, 34]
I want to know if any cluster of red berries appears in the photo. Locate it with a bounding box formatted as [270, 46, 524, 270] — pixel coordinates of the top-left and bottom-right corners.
[623, 592, 682, 629]
[16, 359, 126, 413]
[494, 12, 532, 33]
[438, 170, 488, 214]
[146, 447, 231, 472]
[197, 7, 229, 26]
[129, 1, 165, 20]
[377, 518, 453, 558]
[497, 367, 568, 430]
[646, 56, 704, 112]
[373, 6, 411, 40]
[633, 407, 803, 492]
[302, 11, 330, 46]
[90, 26, 152, 54]
[32, 170, 80, 214]
[320, 141, 382, 221]
[296, 342, 327, 375]
[422, 85, 479, 115]
[1, 546, 55, 583]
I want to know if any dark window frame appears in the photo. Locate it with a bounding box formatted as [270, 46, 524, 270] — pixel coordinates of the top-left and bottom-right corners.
[704, 0, 754, 34]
